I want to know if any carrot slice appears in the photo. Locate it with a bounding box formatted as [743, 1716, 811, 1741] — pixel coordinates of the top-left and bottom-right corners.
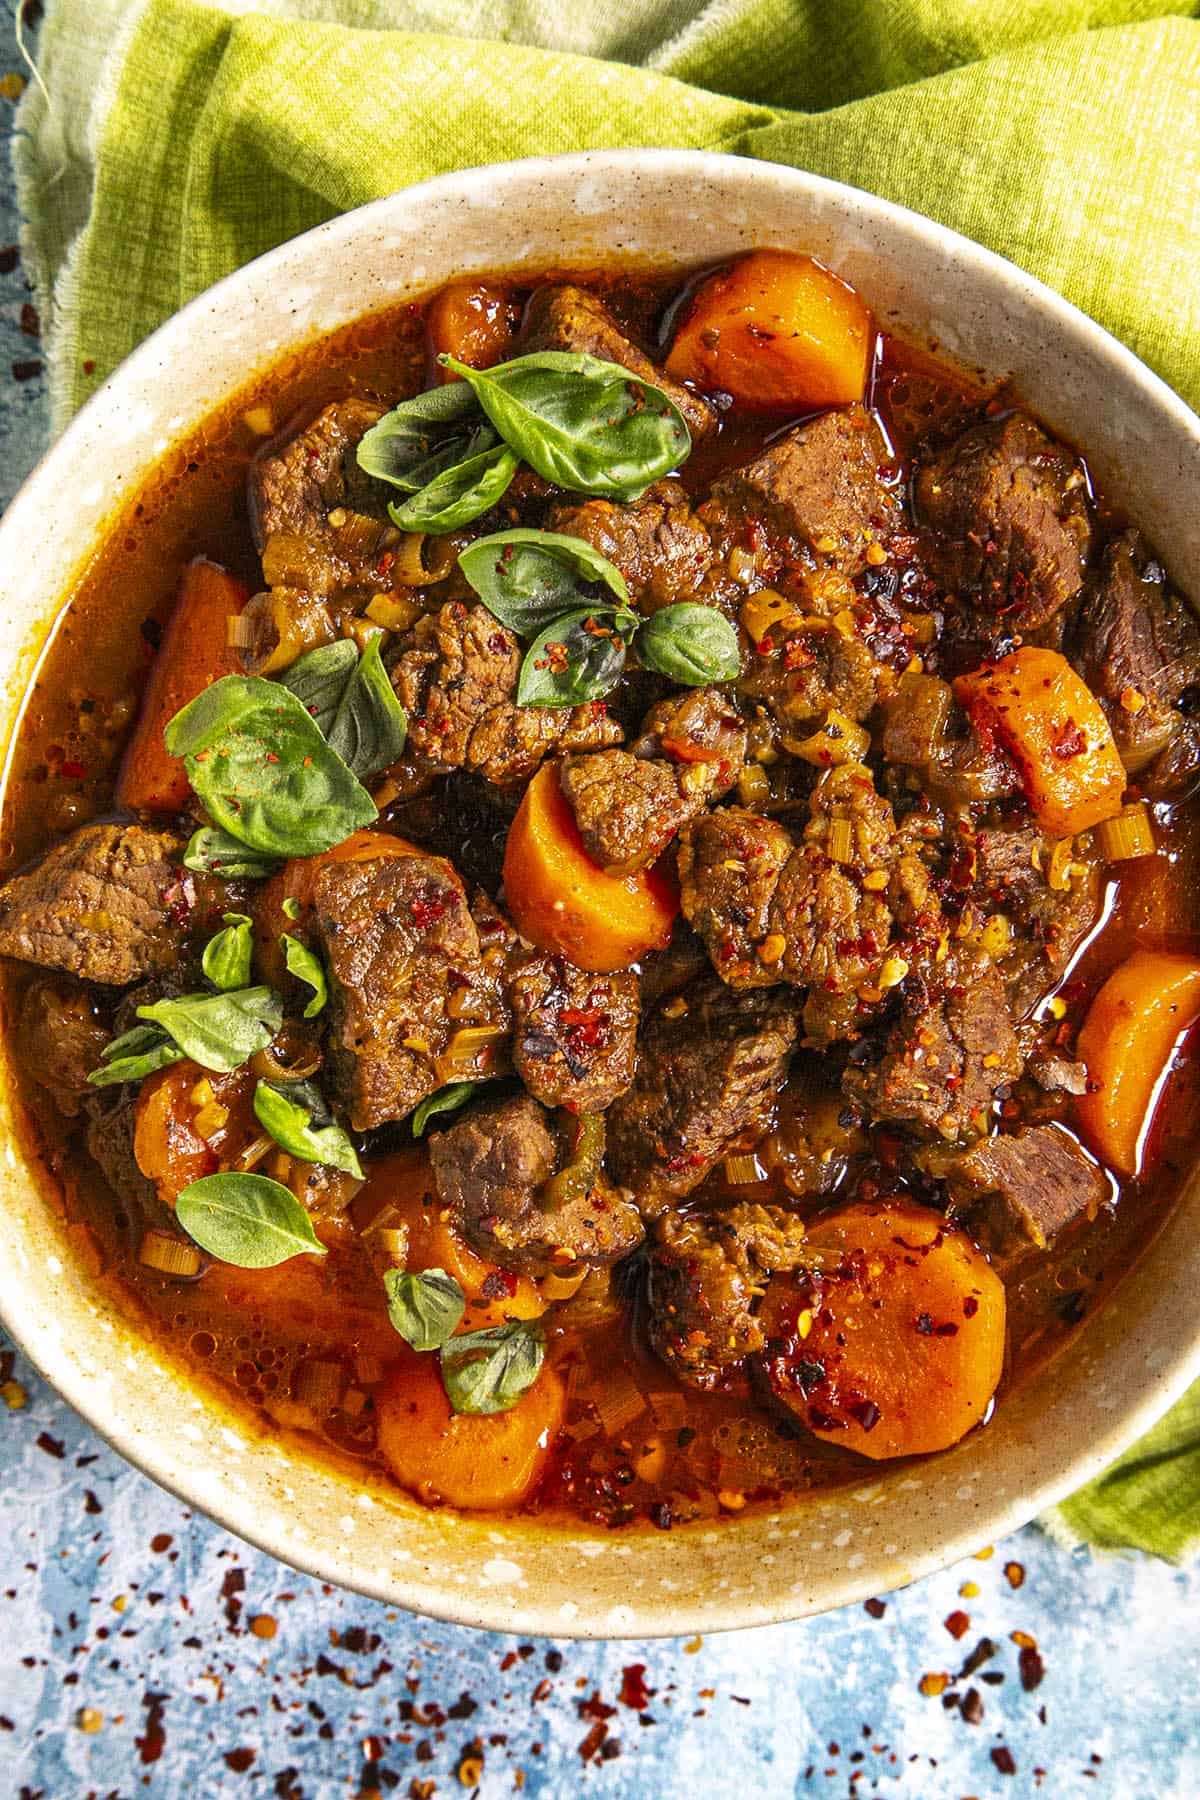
[376, 1345, 565, 1511]
[665, 250, 871, 411]
[134, 1060, 257, 1206]
[1074, 949, 1200, 1177]
[428, 279, 518, 380]
[502, 761, 678, 972]
[954, 647, 1126, 836]
[759, 1200, 1006, 1460]
[117, 559, 249, 814]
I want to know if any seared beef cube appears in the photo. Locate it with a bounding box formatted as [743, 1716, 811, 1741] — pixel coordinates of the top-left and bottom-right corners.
[935, 1122, 1108, 1251]
[560, 751, 697, 876]
[915, 412, 1092, 629]
[972, 824, 1101, 1018]
[548, 480, 719, 610]
[711, 406, 902, 575]
[390, 601, 622, 786]
[429, 1092, 644, 1276]
[251, 398, 387, 550]
[1027, 1051, 1089, 1096]
[315, 847, 502, 1130]
[744, 626, 884, 737]
[881, 669, 1020, 806]
[678, 807, 793, 989]
[844, 951, 1022, 1141]
[508, 954, 638, 1111]
[519, 285, 714, 442]
[0, 823, 188, 986]
[635, 687, 747, 776]
[647, 1202, 809, 1391]
[1072, 530, 1200, 792]
[638, 920, 711, 1008]
[15, 978, 110, 1116]
[607, 980, 797, 1210]
[85, 1090, 160, 1217]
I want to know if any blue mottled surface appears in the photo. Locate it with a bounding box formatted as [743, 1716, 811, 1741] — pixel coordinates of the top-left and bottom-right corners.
[1, 21, 1198, 1797]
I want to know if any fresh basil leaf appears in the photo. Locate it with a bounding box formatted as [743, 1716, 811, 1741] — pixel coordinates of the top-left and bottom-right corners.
[165, 674, 376, 858]
[383, 1267, 466, 1352]
[88, 1023, 184, 1088]
[637, 602, 741, 687]
[325, 635, 408, 779]
[389, 442, 519, 535]
[439, 1320, 546, 1416]
[252, 1080, 362, 1177]
[136, 986, 283, 1073]
[441, 350, 691, 500]
[356, 383, 490, 493]
[281, 934, 327, 1019]
[411, 1081, 477, 1138]
[517, 608, 632, 708]
[457, 527, 630, 637]
[279, 640, 359, 737]
[176, 1171, 326, 1269]
[202, 913, 254, 992]
[184, 827, 281, 881]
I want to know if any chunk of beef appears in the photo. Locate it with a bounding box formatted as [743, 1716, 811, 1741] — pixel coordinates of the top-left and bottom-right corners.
[0, 823, 188, 986]
[85, 1090, 160, 1218]
[519, 284, 714, 442]
[933, 1122, 1108, 1252]
[844, 950, 1022, 1142]
[314, 846, 505, 1130]
[14, 978, 110, 1116]
[880, 669, 1020, 806]
[711, 406, 902, 575]
[635, 688, 748, 774]
[647, 1202, 809, 1391]
[508, 955, 638, 1111]
[607, 980, 798, 1210]
[743, 624, 885, 739]
[1027, 1050, 1089, 1096]
[1072, 530, 1200, 793]
[390, 601, 622, 786]
[251, 398, 389, 552]
[971, 824, 1101, 1017]
[915, 412, 1092, 629]
[429, 1093, 644, 1276]
[678, 807, 793, 989]
[547, 480, 719, 610]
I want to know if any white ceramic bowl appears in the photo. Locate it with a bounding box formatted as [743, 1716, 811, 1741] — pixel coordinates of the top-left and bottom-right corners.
[2, 151, 1199, 1637]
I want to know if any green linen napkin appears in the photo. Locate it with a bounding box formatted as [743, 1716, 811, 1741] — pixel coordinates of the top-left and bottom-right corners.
[12, 0, 1200, 1558]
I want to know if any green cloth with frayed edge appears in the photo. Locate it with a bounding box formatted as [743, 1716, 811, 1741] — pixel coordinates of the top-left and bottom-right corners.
[12, 0, 1200, 1558]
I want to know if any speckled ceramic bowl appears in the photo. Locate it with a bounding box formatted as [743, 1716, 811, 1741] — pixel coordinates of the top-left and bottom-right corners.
[1, 152, 1199, 1637]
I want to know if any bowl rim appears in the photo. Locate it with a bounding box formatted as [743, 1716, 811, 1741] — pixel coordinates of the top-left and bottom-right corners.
[3, 146, 1200, 1636]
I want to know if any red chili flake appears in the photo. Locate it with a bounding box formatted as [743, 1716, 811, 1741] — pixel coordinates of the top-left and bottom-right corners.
[58, 759, 86, 778]
[963, 1296, 979, 1318]
[36, 1432, 65, 1458]
[1051, 720, 1086, 760]
[410, 896, 447, 930]
[943, 1610, 970, 1640]
[863, 1598, 887, 1619]
[1019, 1645, 1045, 1691]
[990, 1747, 1017, 1776]
[618, 1665, 653, 1711]
[135, 1693, 168, 1765]
[0, 246, 17, 274]
[12, 359, 41, 381]
[1003, 1560, 1025, 1590]
[19, 302, 39, 338]
[223, 1748, 256, 1773]
[578, 1692, 616, 1723]
[935, 1322, 959, 1338]
[915, 1312, 934, 1336]
[960, 1687, 985, 1725]
[847, 1397, 880, 1432]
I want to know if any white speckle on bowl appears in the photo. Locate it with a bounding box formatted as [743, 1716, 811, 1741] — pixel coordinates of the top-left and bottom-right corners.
[481, 1556, 523, 1587]
[558, 1601, 579, 1623]
[606, 1605, 636, 1630]
[339, 1516, 356, 1536]
[47, 1255, 62, 1276]
[183, 1423, 203, 1442]
[356, 1493, 375, 1511]
[832, 1529, 854, 1549]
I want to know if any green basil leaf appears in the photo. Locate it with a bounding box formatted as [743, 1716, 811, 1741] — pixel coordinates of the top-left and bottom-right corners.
[252, 1080, 362, 1177]
[517, 608, 631, 708]
[184, 827, 282, 881]
[411, 1081, 477, 1138]
[383, 1267, 466, 1352]
[165, 674, 376, 857]
[202, 913, 254, 992]
[356, 383, 490, 492]
[176, 1171, 326, 1268]
[88, 1024, 184, 1088]
[636, 603, 741, 687]
[325, 635, 408, 779]
[440, 1321, 546, 1415]
[281, 934, 328, 1018]
[279, 640, 359, 737]
[389, 442, 519, 535]
[136, 986, 283, 1073]
[441, 351, 690, 499]
[457, 527, 630, 636]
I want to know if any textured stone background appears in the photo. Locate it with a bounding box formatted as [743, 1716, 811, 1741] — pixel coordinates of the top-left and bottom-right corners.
[1, 16, 1199, 1794]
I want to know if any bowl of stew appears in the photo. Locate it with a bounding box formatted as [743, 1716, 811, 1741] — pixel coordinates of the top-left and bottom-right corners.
[1, 149, 1199, 1636]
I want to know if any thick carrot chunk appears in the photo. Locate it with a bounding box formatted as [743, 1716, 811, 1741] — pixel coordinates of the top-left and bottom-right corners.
[376, 1346, 565, 1511]
[759, 1200, 1006, 1460]
[428, 279, 518, 379]
[1074, 949, 1200, 1177]
[117, 559, 248, 813]
[954, 647, 1126, 836]
[502, 761, 677, 972]
[665, 250, 871, 411]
